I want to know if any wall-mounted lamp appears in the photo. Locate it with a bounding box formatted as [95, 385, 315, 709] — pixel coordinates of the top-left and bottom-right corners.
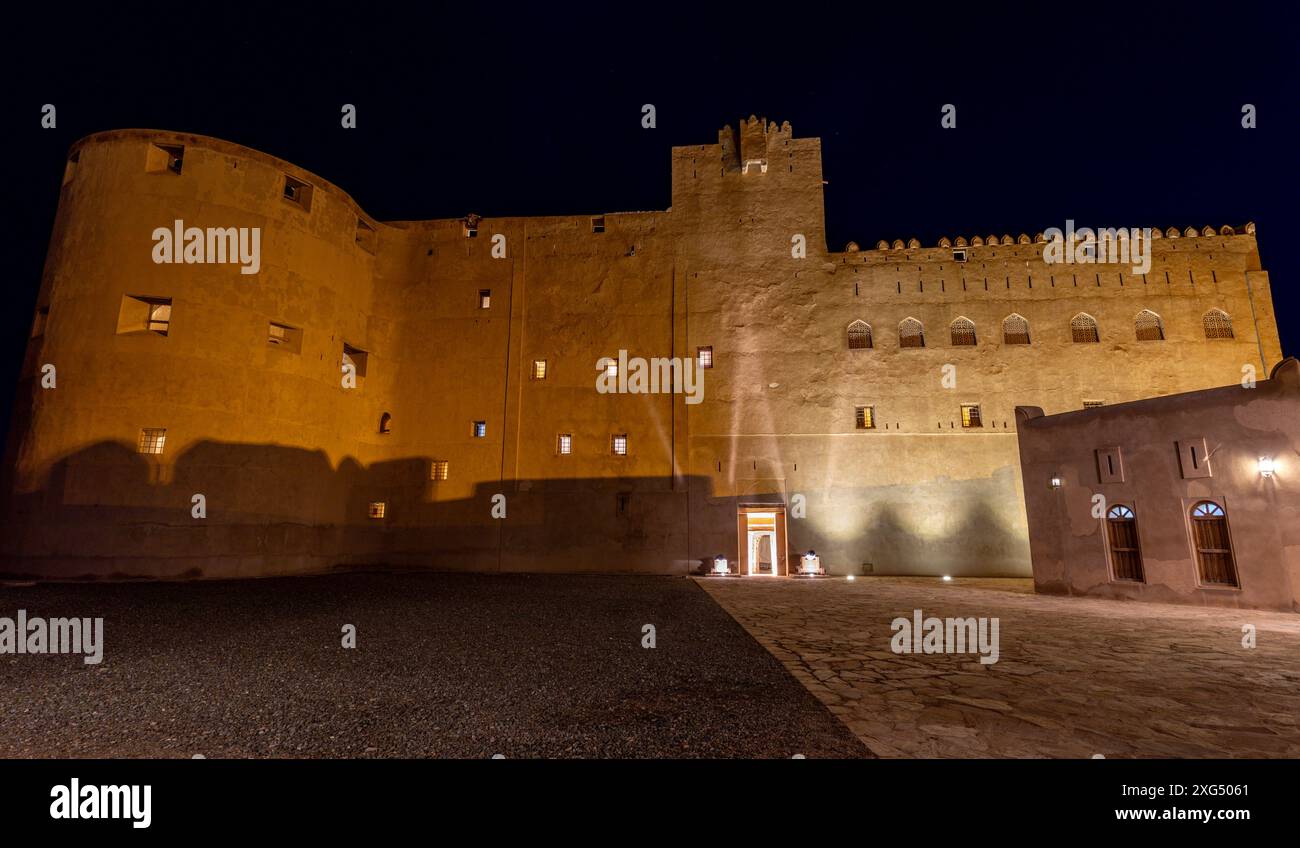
[712, 555, 729, 575]
[1259, 457, 1276, 478]
[1049, 474, 1063, 490]
[942, 575, 953, 582]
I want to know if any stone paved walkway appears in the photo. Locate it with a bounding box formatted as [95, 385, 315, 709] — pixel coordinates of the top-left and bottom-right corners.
[697, 576, 1300, 758]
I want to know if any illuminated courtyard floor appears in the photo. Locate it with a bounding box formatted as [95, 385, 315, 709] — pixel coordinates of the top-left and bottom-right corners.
[0, 573, 868, 758]
[697, 576, 1300, 758]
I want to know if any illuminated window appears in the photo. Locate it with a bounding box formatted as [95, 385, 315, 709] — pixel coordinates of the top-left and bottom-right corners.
[1203, 309, 1234, 340]
[557, 434, 572, 455]
[611, 433, 628, 456]
[473, 421, 487, 438]
[1002, 314, 1030, 345]
[1105, 504, 1144, 582]
[960, 404, 983, 428]
[282, 175, 313, 211]
[532, 360, 547, 380]
[847, 320, 872, 350]
[430, 460, 449, 481]
[604, 358, 618, 379]
[950, 317, 977, 346]
[591, 215, 606, 234]
[137, 428, 167, 455]
[899, 317, 925, 348]
[268, 322, 302, 353]
[117, 295, 173, 336]
[478, 290, 491, 309]
[1083, 399, 1104, 409]
[1134, 309, 1164, 341]
[697, 346, 713, 368]
[1071, 313, 1100, 343]
[368, 502, 386, 519]
[855, 406, 875, 430]
[1190, 501, 1237, 586]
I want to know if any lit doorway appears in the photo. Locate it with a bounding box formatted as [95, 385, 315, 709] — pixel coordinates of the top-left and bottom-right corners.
[737, 506, 787, 576]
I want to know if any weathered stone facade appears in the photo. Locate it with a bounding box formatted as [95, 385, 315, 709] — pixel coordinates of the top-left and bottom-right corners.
[1, 118, 1284, 579]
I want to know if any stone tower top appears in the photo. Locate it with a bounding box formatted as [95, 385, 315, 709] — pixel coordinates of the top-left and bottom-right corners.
[719, 116, 793, 174]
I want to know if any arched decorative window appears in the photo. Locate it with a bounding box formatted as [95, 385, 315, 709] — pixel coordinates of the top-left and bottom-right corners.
[379, 412, 392, 434]
[1203, 309, 1234, 340]
[1134, 309, 1165, 341]
[1002, 314, 1030, 345]
[847, 320, 873, 350]
[899, 317, 925, 349]
[950, 317, 977, 346]
[1105, 504, 1144, 582]
[1071, 313, 1100, 344]
[1190, 501, 1238, 586]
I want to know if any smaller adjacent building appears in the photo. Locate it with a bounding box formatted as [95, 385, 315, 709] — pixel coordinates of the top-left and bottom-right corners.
[1015, 357, 1299, 612]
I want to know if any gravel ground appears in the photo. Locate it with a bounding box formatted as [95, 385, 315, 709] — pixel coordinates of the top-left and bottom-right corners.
[0, 572, 869, 759]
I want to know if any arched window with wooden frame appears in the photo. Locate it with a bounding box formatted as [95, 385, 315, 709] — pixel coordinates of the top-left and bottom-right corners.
[1071, 312, 1100, 343]
[1002, 313, 1030, 345]
[1189, 501, 1238, 587]
[1134, 309, 1165, 341]
[1105, 504, 1144, 582]
[950, 317, 977, 346]
[847, 320, 872, 350]
[899, 317, 925, 349]
[1203, 308, 1234, 340]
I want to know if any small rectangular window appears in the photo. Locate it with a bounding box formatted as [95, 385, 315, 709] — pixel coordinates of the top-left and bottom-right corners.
[960, 404, 983, 429]
[556, 433, 572, 455]
[1083, 399, 1105, 409]
[478, 290, 491, 309]
[604, 358, 618, 379]
[117, 295, 172, 336]
[268, 322, 302, 353]
[355, 218, 377, 254]
[137, 428, 167, 455]
[146, 143, 184, 175]
[532, 360, 547, 380]
[430, 460, 449, 481]
[31, 307, 49, 339]
[368, 502, 386, 519]
[855, 405, 876, 430]
[697, 346, 713, 369]
[591, 215, 606, 234]
[473, 421, 487, 438]
[342, 343, 368, 384]
[952, 249, 967, 263]
[611, 433, 628, 456]
[463, 221, 478, 238]
[282, 175, 313, 211]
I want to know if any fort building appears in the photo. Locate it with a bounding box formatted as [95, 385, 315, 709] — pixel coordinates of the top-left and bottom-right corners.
[1, 118, 1285, 580]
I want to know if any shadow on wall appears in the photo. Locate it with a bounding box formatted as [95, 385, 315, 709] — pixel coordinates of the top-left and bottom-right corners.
[0, 438, 1032, 581]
